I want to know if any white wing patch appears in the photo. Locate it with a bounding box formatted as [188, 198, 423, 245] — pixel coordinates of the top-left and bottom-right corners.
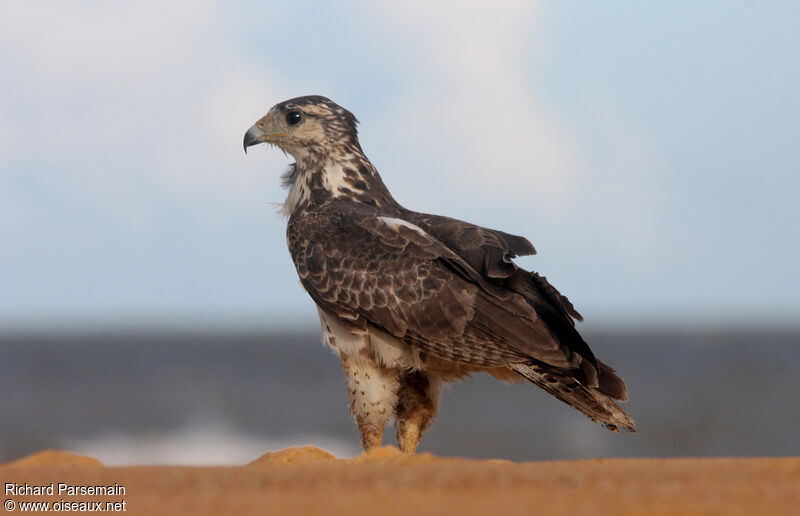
[378, 216, 429, 237]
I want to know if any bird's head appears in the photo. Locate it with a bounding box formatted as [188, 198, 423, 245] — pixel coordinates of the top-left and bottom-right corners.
[243, 95, 360, 162]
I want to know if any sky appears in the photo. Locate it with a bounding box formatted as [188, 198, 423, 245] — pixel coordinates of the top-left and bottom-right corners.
[1, 1, 798, 330]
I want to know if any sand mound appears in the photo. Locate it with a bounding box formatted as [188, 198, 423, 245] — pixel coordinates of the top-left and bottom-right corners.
[248, 445, 336, 465]
[350, 445, 439, 464]
[5, 450, 102, 468]
[248, 445, 444, 466]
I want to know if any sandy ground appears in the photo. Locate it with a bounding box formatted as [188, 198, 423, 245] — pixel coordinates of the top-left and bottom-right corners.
[2, 447, 799, 515]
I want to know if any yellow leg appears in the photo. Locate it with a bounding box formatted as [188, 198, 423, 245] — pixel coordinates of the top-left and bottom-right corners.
[394, 372, 442, 455]
[396, 414, 423, 454]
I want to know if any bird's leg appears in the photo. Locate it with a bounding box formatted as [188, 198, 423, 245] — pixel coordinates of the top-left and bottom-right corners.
[394, 372, 443, 455]
[338, 351, 399, 451]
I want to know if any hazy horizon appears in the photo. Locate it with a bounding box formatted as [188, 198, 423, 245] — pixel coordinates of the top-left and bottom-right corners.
[2, 328, 797, 464]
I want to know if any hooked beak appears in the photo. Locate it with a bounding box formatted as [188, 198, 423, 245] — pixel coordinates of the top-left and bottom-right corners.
[243, 114, 289, 153]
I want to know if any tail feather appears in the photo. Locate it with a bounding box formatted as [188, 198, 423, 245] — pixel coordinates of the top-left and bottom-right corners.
[596, 360, 629, 402]
[511, 362, 636, 433]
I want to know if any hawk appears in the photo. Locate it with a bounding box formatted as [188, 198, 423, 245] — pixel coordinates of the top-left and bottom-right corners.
[244, 95, 635, 454]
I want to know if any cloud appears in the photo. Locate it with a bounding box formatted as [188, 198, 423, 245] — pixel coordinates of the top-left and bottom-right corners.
[0, 0, 661, 235]
[0, 0, 309, 321]
[1, 1, 208, 86]
[358, 1, 663, 272]
[0, 0, 291, 225]
[366, 1, 578, 209]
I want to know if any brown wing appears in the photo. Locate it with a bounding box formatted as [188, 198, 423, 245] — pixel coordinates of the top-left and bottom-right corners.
[407, 212, 583, 324]
[287, 204, 584, 369]
[404, 213, 537, 278]
[401, 212, 599, 388]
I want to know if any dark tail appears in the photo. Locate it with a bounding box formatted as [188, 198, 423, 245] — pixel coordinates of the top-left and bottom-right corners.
[511, 361, 636, 433]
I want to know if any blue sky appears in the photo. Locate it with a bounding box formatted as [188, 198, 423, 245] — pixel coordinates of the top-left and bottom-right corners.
[1, 1, 798, 329]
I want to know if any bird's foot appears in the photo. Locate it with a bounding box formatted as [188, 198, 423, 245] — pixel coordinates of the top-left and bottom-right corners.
[359, 427, 384, 451]
[396, 419, 421, 455]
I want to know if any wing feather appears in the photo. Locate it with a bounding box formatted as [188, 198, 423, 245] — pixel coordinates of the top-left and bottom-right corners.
[408, 212, 583, 323]
[287, 205, 581, 369]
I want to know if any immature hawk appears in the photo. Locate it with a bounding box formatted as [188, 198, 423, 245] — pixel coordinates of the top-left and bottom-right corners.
[244, 95, 635, 454]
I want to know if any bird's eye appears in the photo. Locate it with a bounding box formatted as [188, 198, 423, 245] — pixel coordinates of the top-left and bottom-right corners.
[286, 111, 302, 125]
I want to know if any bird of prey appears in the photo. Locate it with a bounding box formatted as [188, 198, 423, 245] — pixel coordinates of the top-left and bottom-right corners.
[244, 95, 635, 454]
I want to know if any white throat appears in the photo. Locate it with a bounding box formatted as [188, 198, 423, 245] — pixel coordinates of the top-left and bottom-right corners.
[280, 156, 358, 216]
[281, 174, 307, 216]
